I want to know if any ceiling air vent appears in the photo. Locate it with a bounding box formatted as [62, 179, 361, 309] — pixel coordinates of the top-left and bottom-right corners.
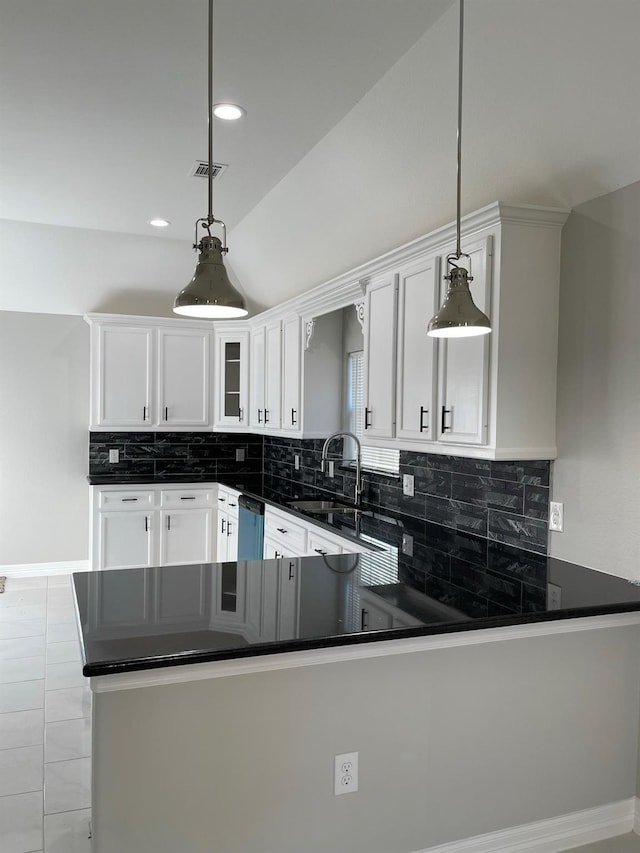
[191, 161, 227, 179]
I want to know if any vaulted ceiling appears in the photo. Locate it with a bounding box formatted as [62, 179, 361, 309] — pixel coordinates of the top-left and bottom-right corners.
[1, 0, 639, 316]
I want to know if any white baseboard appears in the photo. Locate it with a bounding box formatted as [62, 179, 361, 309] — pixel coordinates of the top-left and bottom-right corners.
[413, 798, 635, 853]
[0, 560, 89, 578]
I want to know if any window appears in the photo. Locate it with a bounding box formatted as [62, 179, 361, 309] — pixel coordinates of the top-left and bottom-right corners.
[346, 351, 399, 475]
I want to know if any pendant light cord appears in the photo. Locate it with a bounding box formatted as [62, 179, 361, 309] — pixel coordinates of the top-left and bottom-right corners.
[207, 0, 214, 226]
[455, 0, 464, 259]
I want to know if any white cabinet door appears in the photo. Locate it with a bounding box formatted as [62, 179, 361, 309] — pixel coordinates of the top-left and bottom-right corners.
[281, 315, 301, 431]
[159, 508, 212, 566]
[226, 511, 239, 562]
[396, 255, 439, 442]
[250, 327, 266, 429]
[95, 326, 153, 428]
[437, 237, 491, 445]
[363, 273, 398, 439]
[98, 511, 154, 570]
[264, 321, 282, 429]
[215, 331, 249, 428]
[216, 509, 229, 562]
[157, 328, 210, 428]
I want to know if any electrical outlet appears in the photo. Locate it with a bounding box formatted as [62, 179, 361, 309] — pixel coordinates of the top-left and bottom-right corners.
[547, 583, 562, 610]
[334, 751, 358, 796]
[402, 474, 415, 497]
[402, 533, 414, 556]
[328, 460, 335, 478]
[294, 454, 300, 471]
[235, 448, 245, 462]
[108, 449, 119, 464]
[549, 501, 564, 532]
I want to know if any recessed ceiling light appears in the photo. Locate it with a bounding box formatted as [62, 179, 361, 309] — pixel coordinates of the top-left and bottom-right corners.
[213, 103, 246, 121]
[149, 218, 171, 228]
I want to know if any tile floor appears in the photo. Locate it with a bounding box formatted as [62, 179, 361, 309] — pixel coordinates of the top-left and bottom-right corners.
[0, 574, 91, 853]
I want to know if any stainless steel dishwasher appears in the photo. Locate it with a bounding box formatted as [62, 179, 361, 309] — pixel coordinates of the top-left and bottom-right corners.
[237, 495, 265, 560]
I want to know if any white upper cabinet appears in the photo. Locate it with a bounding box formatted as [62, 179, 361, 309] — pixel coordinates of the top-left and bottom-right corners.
[157, 328, 210, 428]
[87, 316, 213, 431]
[281, 315, 301, 432]
[249, 326, 266, 429]
[93, 325, 153, 428]
[264, 321, 282, 429]
[395, 254, 439, 442]
[437, 236, 491, 446]
[363, 272, 398, 439]
[214, 328, 249, 429]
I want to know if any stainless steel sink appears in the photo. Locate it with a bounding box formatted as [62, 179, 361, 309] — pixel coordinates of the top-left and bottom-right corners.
[287, 499, 359, 514]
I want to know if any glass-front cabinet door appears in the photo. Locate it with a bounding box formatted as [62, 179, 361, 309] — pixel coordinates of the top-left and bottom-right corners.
[214, 329, 250, 429]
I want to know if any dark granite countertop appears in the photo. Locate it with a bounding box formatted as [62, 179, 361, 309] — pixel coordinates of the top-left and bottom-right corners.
[73, 499, 640, 677]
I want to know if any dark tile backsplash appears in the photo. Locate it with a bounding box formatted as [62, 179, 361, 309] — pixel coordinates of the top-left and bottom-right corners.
[90, 432, 551, 555]
[263, 436, 551, 555]
[89, 432, 262, 483]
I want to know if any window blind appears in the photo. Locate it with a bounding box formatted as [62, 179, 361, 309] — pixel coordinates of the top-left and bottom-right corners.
[346, 351, 399, 475]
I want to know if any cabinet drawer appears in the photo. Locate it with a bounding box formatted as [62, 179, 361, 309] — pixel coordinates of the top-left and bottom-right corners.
[264, 507, 307, 553]
[99, 489, 156, 510]
[161, 489, 214, 509]
[217, 488, 240, 517]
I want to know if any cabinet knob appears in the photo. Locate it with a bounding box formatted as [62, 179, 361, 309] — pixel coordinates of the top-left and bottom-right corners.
[419, 406, 429, 432]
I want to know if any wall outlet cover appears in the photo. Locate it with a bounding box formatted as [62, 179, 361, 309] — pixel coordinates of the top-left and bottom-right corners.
[402, 533, 413, 557]
[402, 473, 415, 497]
[235, 448, 245, 462]
[294, 454, 300, 471]
[108, 448, 119, 464]
[549, 501, 564, 532]
[334, 751, 358, 796]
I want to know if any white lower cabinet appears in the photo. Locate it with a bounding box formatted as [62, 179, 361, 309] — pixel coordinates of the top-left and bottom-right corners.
[91, 484, 217, 570]
[215, 486, 240, 563]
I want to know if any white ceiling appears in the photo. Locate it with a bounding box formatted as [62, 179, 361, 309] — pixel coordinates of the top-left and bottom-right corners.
[1, 0, 639, 316]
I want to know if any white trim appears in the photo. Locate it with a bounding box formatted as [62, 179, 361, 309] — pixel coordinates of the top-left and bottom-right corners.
[410, 798, 634, 853]
[89, 611, 640, 693]
[1, 560, 89, 578]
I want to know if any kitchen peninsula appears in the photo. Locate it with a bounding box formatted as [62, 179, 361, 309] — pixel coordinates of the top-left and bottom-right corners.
[73, 505, 640, 853]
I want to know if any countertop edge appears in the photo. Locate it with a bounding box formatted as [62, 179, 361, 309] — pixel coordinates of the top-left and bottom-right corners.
[88, 610, 640, 693]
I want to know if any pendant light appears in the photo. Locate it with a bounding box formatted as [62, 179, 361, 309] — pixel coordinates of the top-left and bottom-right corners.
[427, 0, 490, 338]
[174, 0, 248, 319]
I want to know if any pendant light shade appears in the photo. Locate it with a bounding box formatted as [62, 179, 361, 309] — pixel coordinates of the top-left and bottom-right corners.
[427, 0, 491, 339]
[174, 235, 247, 318]
[173, 0, 247, 319]
[427, 263, 490, 338]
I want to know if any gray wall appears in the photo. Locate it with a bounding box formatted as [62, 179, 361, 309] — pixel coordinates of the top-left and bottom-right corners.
[92, 626, 640, 853]
[551, 180, 640, 578]
[0, 311, 89, 565]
